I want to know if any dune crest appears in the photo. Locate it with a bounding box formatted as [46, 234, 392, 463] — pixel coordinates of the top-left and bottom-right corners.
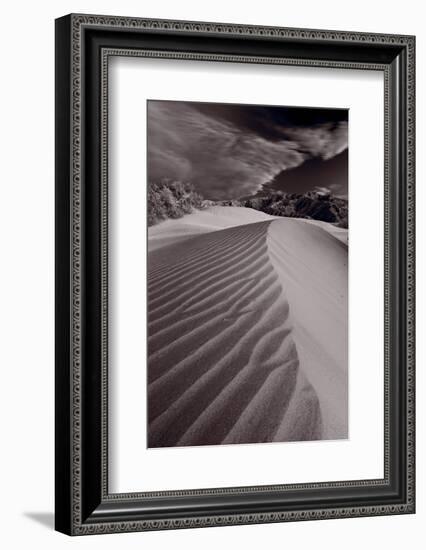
[147, 217, 329, 448]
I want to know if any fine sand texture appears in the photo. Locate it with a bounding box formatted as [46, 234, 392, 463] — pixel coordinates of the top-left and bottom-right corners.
[147, 207, 348, 447]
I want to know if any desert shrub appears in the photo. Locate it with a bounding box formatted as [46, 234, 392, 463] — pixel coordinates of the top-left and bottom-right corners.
[147, 183, 167, 226]
[337, 214, 348, 228]
[147, 179, 205, 226]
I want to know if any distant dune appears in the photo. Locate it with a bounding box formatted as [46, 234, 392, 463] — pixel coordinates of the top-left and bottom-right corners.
[147, 207, 348, 447]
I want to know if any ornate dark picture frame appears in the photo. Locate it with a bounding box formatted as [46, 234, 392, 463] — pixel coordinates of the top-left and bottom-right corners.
[55, 14, 415, 535]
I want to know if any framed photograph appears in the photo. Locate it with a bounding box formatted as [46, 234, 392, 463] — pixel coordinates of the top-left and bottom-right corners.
[55, 14, 415, 535]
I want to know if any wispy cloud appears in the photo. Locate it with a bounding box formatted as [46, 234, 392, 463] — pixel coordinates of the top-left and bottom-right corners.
[281, 121, 348, 160]
[148, 101, 348, 200]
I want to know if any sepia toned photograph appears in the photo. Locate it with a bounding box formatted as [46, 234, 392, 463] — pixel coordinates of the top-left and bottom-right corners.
[55, 14, 415, 534]
[147, 100, 348, 448]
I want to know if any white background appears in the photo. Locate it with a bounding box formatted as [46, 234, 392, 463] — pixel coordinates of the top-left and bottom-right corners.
[0, 0, 423, 548]
[110, 58, 384, 493]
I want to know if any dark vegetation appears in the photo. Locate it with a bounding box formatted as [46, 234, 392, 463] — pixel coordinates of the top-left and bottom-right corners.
[148, 180, 348, 228]
[148, 180, 205, 226]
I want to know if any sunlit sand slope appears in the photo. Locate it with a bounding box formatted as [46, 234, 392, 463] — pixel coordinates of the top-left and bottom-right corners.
[147, 219, 327, 448]
[268, 218, 348, 439]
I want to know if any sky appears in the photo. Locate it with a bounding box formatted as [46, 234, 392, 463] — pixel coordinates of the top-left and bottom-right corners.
[147, 100, 348, 200]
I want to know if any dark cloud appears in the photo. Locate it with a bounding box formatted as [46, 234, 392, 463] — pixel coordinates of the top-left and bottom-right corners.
[147, 100, 348, 200]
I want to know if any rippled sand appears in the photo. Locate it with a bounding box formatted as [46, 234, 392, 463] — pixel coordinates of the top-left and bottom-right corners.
[147, 207, 347, 448]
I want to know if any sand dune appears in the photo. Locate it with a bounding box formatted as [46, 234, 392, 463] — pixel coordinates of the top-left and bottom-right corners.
[147, 207, 347, 447]
[148, 206, 275, 251]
